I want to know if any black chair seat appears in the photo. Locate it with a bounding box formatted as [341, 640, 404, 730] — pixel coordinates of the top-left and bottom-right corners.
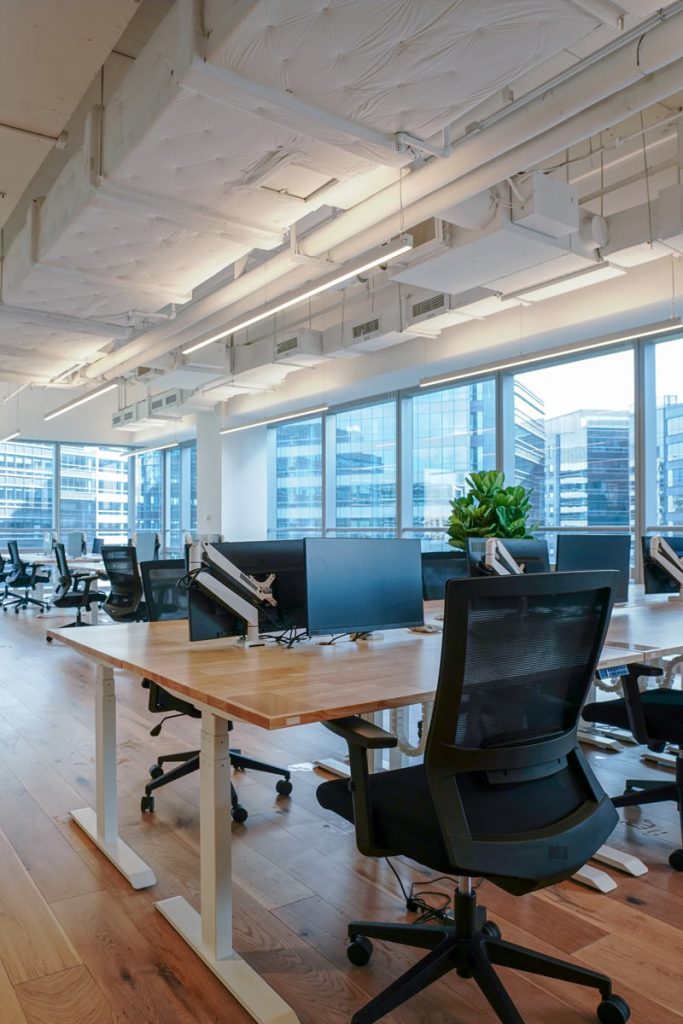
[583, 689, 683, 744]
[53, 591, 104, 610]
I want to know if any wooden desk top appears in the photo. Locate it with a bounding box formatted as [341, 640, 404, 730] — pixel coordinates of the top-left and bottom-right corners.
[47, 616, 650, 731]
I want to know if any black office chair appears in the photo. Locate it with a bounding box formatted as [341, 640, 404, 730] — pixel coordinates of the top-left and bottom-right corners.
[0, 554, 12, 606]
[139, 559, 292, 823]
[420, 549, 468, 599]
[48, 542, 105, 633]
[583, 663, 683, 871]
[92, 537, 104, 555]
[101, 545, 144, 622]
[317, 571, 629, 1024]
[3, 540, 51, 613]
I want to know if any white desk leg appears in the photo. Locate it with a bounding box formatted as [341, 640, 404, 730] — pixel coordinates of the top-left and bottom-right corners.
[156, 712, 299, 1024]
[71, 663, 156, 889]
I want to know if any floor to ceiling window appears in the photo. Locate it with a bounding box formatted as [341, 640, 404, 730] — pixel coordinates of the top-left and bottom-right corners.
[59, 444, 129, 545]
[0, 440, 54, 549]
[270, 416, 323, 539]
[133, 441, 197, 553]
[655, 336, 683, 527]
[332, 399, 397, 536]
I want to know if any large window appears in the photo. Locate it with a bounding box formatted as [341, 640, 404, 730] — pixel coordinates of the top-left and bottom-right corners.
[272, 417, 323, 538]
[59, 444, 129, 543]
[410, 380, 496, 547]
[0, 440, 54, 548]
[513, 350, 634, 531]
[333, 399, 396, 534]
[134, 442, 197, 552]
[655, 337, 683, 526]
[135, 450, 163, 533]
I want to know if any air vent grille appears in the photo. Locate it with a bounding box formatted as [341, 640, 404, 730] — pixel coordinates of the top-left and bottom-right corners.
[352, 318, 380, 339]
[275, 336, 299, 356]
[411, 294, 446, 319]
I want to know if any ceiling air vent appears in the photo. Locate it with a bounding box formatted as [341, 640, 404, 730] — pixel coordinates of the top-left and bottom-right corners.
[352, 317, 380, 340]
[411, 293, 446, 320]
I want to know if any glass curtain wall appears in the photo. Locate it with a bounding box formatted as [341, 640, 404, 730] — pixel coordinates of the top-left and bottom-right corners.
[272, 417, 323, 538]
[133, 442, 197, 553]
[655, 337, 683, 527]
[0, 440, 54, 549]
[333, 400, 397, 536]
[59, 444, 130, 545]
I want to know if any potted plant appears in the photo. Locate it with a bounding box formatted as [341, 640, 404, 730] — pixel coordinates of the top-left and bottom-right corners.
[447, 470, 535, 550]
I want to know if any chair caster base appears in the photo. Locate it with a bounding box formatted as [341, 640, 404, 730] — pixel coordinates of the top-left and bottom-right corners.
[141, 795, 155, 813]
[597, 994, 630, 1023]
[347, 936, 373, 966]
[149, 764, 164, 780]
[231, 804, 248, 824]
[276, 779, 293, 796]
[669, 848, 683, 871]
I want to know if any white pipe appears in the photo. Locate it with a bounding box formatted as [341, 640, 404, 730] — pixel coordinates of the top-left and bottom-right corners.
[83, 6, 683, 382]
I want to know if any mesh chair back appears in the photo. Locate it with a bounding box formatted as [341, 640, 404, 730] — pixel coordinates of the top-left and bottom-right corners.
[7, 540, 20, 567]
[52, 543, 72, 599]
[425, 571, 618, 890]
[421, 550, 467, 599]
[101, 545, 142, 620]
[140, 560, 188, 621]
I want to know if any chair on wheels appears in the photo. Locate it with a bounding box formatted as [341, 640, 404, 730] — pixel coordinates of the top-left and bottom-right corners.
[139, 559, 292, 823]
[317, 571, 630, 1024]
[101, 545, 144, 622]
[3, 540, 51, 613]
[420, 549, 467, 599]
[48, 542, 105, 634]
[583, 663, 683, 871]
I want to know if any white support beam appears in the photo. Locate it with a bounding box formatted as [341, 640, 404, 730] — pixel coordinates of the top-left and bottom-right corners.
[181, 57, 409, 168]
[569, 0, 625, 27]
[0, 303, 133, 339]
[93, 179, 284, 249]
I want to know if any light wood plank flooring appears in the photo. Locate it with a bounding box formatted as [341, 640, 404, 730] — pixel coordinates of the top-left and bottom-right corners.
[0, 605, 681, 1024]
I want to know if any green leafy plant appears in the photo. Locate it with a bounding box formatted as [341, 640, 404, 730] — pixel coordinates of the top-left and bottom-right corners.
[447, 471, 535, 550]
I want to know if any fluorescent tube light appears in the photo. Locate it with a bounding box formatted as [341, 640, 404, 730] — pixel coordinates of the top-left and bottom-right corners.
[220, 405, 329, 434]
[44, 381, 119, 421]
[507, 263, 625, 303]
[419, 318, 681, 389]
[183, 237, 413, 356]
[0, 431, 20, 443]
[126, 442, 180, 458]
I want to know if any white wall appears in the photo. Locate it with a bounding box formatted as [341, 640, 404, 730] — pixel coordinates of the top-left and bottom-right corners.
[221, 428, 268, 540]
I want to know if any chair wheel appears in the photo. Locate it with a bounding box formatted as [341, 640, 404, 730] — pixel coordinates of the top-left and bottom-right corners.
[14, 608, 19, 614]
[231, 804, 248, 824]
[46, 635, 53, 643]
[482, 921, 502, 940]
[347, 936, 373, 966]
[276, 779, 293, 796]
[668, 848, 683, 871]
[149, 764, 164, 780]
[140, 795, 155, 813]
[597, 994, 630, 1023]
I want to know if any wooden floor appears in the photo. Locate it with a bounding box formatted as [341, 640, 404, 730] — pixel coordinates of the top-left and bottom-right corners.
[0, 607, 681, 1024]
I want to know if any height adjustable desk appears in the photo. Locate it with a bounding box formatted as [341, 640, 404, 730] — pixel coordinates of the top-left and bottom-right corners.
[47, 617, 655, 1024]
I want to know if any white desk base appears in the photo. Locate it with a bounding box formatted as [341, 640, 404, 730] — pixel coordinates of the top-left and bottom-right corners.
[70, 663, 156, 889]
[157, 896, 298, 1024]
[71, 662, 299, 1024]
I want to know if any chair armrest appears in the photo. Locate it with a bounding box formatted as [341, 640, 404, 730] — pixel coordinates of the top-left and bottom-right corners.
[620, 663, 663, 746]
[322, 716, 397, 749]
[321, 716, 397, 857]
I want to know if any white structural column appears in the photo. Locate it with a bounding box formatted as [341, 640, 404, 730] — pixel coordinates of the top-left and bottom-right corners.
[156, 712, 299, 1024]
[70, 663, 156, 889]
[222, 428, 269, 540]
[196, 407, 224, 538]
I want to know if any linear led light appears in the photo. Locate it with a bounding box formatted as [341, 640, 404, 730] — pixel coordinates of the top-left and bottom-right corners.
[49, 362, 87, 385]
[220, 405, 329, 435]
[0, 431, 20, 443]
[43, 381, 119, 421]
[418, 317, 682, 389]
[505, 263, 625, 303]
[183, 237, 414, 356]
[126, 442, 180, 458]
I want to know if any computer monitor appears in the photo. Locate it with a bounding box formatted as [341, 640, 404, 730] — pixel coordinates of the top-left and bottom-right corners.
[466, 537, 550, 576]
[92, 537, 103, 555]
[304, 538, 423, 637]
[66, 531, 85, 558]
[212, 540, 308, 634]
[642, 535, 683, 595]
[420, 550, 467, 599]
[556, 534, 631, 604]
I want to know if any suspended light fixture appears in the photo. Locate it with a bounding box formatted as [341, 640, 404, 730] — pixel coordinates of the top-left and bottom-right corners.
[126, 442, 180, 458]
[220, 405, 329, 435]
[183, 237, 414, 356]
[44, 381, 119, 421]
[0, 431, 20, 444]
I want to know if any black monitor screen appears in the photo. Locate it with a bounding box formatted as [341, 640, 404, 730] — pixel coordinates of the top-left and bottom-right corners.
[642, 535, 683, 595]
[304, 538, 423, 636]
[466, 537, 550, 576]
[421, 550, 467, 599]
[212, 540, 307, 633]
[556, 534, 631, 603]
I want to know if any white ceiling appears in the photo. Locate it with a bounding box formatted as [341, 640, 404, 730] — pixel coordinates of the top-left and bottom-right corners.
[0, 0, 682, 431]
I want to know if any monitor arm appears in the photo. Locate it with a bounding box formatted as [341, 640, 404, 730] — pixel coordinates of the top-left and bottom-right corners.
[189, 542, 277, 645]
[649, 535, 683, 592]
[483, 538, 523, 576]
